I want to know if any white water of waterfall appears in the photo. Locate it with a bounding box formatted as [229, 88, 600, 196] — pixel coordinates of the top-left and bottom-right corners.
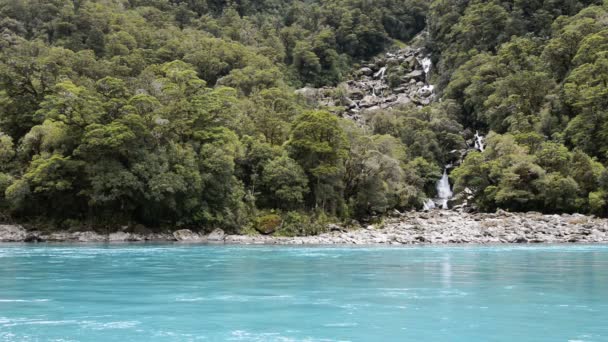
[436, 168, 453, 210]
[374, 67, 387, 80]
[474, 131, 485, 152]
[420, 57, 432, 75]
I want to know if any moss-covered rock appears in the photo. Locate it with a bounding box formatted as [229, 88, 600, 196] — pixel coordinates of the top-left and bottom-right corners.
[255, 214, 282, 234]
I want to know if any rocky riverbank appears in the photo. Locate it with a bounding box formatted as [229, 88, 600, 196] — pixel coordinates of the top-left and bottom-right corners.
[1, 210, 608, 244]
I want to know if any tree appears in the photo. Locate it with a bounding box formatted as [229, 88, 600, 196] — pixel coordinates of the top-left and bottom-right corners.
[287, 110, 348, 213]
[261, 155, 309, 209]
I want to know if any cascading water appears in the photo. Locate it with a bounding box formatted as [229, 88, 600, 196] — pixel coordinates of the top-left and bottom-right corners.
[374, 67, 387, 80]
[423, 167, 453, 210]
[419, 57, 432, 75]
[436, 168, 453, 209]
[416, 55, 435, 103]
[474, 131, 485, 152]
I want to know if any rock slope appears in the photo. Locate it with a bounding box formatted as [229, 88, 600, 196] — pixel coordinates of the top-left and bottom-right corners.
[296, 47, 435, 125]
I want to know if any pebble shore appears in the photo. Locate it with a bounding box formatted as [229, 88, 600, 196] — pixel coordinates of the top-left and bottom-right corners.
[2, 210, 608, 245]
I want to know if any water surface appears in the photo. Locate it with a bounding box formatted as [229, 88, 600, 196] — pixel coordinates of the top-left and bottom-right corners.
[1, 244, 607, 341]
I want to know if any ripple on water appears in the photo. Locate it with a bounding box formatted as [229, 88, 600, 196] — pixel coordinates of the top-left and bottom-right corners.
[379, 288, 468, 299]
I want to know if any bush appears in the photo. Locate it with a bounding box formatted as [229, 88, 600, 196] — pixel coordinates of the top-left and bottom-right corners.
[275, 211, 330, 237]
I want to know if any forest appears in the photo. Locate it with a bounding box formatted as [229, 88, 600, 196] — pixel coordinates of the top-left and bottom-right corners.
[0, 0, 607, 234]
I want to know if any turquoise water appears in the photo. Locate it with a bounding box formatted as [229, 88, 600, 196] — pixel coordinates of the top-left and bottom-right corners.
[1, 244, 608, 341]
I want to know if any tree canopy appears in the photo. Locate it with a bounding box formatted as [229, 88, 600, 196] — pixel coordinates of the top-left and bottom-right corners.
[1, 0, 608, 232]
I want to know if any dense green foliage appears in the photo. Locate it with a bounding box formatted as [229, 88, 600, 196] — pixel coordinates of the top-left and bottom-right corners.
[0, 0, 431, 231]
[429, 0, 608, 216]
[1, 0, 608, 232]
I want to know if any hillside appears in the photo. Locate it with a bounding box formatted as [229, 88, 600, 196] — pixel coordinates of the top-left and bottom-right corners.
[0, 0, 607, 234]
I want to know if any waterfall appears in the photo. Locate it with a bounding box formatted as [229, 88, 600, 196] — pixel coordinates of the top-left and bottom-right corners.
[423, 167, 453, 211]
[474, 131, 485, 152]
[374, 67, 387, 80]
[420, 57, 432, 75]
[417, 56, 432, 83]
[436, 168, 453, 210]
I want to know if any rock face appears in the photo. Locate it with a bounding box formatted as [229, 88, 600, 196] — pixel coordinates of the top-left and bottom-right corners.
[295, 46, 436, 125]
[173, 229, 202, 242]
[0, 225, 27, 242]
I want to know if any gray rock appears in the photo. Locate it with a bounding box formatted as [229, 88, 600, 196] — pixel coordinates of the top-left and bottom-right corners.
[328, 224, 345, 232]
[108, 232, 134, 242]
[357, 67, 373, 76]
[348, 88, 365, 100]
[344, 97, 358, 109]
[207, 228, 225, 242]
[173, 229, 202, 242]
[73, 231, 106, 242]
[24, 232, 43, 242]
[402, 55, 417, 68]
[294, 87, 320, 105]
[403, 69, 425, 81]
[46, 232, 73, 242]
[0, 225, 26, 242]
[359, 95, 379, 108]
[395, 94, 412, 106]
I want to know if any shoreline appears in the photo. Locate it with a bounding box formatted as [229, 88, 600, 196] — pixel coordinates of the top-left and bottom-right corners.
[1, 210, 608, 245]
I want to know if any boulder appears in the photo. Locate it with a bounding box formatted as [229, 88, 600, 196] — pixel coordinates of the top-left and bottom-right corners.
[386, 57, 399, 66]
[347, 88, 365, 100]
[328, 224, 345, 232]
[357, 67, 373, 76]
[294, 87, 320, 105]
[255, 215, 282, 235]
[359, 95, 379, 108]
[24, 232, 43, 242]
[344, 97, 358, 109]
[418, 86, 434, 98]
[46, 231, 73, 242]
[402, 55, 417, 68]
[207, 228, 225, 242]
[73, 231, 106, 242]
[173, 229, 201, 242]
[0, 225, 26, 242]
[395, 94, 412, 106]
[108, 232, 133, 242]
[403, 69, 425, 81]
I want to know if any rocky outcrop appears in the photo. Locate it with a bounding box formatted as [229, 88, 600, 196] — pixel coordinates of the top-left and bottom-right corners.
[0, 225, 27, 242]
[295, 47, 436, 125]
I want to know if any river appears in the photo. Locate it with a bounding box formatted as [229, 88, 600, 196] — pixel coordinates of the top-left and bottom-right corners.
[1, 244, 607, 341]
